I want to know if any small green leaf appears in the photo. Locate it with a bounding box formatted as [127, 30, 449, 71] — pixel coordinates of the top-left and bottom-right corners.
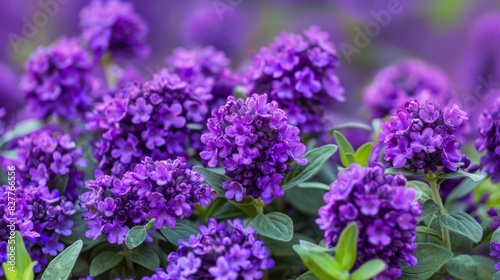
[2, 231, 34, 280]
[437, 170, 486, 183]
[194, 166, 229, 196]
[416, 226, 442, 241]
[336, 222, 358, 271]
[298, 240, 334, 254]
[89, 251, 124, 276]
[296, 271, 320, 280]
[445, 178, 485, 207]
[354, 142, 374, 167]
[160, 223, 199, 246]
[492, 228, 500, 243]
[333, 131, 355, 167]
[419, 200, 439, 222]
[130, 247, 160, 271]
[349, 259, 386, 280]
[47, 175, 69, 195]
[293, 244, 345, 280]
[281, 144, 338, 190]
[0, 119, 44, 147]
[385, 168, 424, 178]
[249, 212, 293, 242]
[446, 254, 497, 280]
[438, 211, 483, 243]
[406, 180, 432, 202]
[400, 243, 453, 280]
[41, 240, 83, 280]
[297, 182, 330, 191]
[125, 226, 147, 249]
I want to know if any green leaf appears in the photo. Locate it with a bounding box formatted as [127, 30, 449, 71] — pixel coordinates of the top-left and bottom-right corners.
[0, 119, 44, 147]
[125, 226, 147, 249]
[349, 259, 386, 280]
[89, 251, 124, 276]
[445, 254, 497, 280]
[296, 271, 320, 280]
[354, 142, 373, 167]
[293, 244, 345, 280]
[249, 212, 293, 242]
[437, 170, 486, 183]
[336, 222, 358, 271]
[263, 234, 315, 257]
[298, 240, 334, 254]
[438, 211, 483, 243]
[445, 178, 485, 207]
[130, 247, 160, 271]
[416, 226, 442, 241]
[194, 166, 229, 196]
[419, 200, 439, 222]
[494, 272, 500, 280]
[41, 240, 83, 280]
[400, 243, 453, 280]
[333, 131, 355, 167]
[2, 232, 35, 280]
[160, 223, 199, 246]
[385, 168, 424, 178]
[281, 144, 338, 190]
[492, 228, 500, 243]
[47, 175, 69, 196]
[285, 187, 324, 215]
[406, 180, 432, 202]
[297, 182, 330, 191]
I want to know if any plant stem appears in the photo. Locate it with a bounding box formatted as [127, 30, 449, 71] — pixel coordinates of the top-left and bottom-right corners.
[122, 245, 135, 274]
[426, 173, 451, 250]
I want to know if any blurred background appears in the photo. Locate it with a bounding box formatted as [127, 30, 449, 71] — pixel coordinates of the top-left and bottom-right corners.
[1, 0, 500, 127]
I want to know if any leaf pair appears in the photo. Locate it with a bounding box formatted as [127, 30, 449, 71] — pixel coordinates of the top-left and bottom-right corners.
[333, 131, 373, 168]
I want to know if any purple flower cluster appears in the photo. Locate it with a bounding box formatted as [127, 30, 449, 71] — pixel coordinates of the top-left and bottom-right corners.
[378, 99, 469, 172]
[316, 164, 421, 280]
[79, 0, 149, 59]
[86, 69, 210, 176]
[20, 37, 93, 120]
[246, 25, 344, 137]
[488, 208, 500, 270]
[200, 94, 307, 203]
[80, 157, 215, 244]
[16, 130, 86, 201]
[0, 184, 75, 273]
[145, 218, 274, 280]
[364, 60, 453, 119]
[475, 98, 500, 183]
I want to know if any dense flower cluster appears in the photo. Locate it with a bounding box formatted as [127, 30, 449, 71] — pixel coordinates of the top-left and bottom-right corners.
[20, 37, 93, 120]
[316, 164, 421, 280]
[79, 0, 150, 59]
[86, 69, 210, 176]
[364, 60, 453, 119]
[378, 99, 469, 172]
[475, 98, 500, 183]
[200, 94, 307, 203]
[15, 130, 86, 201]
[145, 218, 274, 280]
[80, 157, 215, 244]
[0, 184, 75, 274]
[246, 25, 344, 137]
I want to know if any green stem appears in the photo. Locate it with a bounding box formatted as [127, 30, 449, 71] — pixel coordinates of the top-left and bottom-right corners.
[122, 245, 135, 274]
[254, 198, 264, 216]
[101, 53, 117, 88]
[426, 174, 451, 250]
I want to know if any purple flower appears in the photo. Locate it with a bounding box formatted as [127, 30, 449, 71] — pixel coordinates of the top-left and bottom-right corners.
[475, 99, 500, 183]
[20, 37, 93, 121]
[200, 94, 307, 203]
[246, 25, 344, 139]
[364, 59, 454, 120]
[378, 99, 469, 173]
[316, 164, 421, 280]
[79, 0, 150, 59]
[145, 218, 274, 280]
[87, 69, 211, 177]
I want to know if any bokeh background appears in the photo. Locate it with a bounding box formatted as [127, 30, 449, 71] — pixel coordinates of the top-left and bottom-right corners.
[2, 0, 500, 130]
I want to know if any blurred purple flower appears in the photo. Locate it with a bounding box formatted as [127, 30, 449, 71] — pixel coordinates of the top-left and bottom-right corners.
[475, 98, 500, 182]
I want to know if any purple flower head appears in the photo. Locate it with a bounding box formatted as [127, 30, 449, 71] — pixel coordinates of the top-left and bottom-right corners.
[378, 99, 469, 173]
[145, 218, 274, 280]
[79, 0, 150, 59]
[86, 69, 211, 177]
[316, 164, 421, 280]
[80, 157, 216, 244]
[475, 98, 500, 183]
[15, 130, 86, 201]
[200, 94, 307, 203]
[246, 25, 344, 139]
[364, 60, 454, 120]
[0, 184, 75, 273]
[20, 37, 93, 121]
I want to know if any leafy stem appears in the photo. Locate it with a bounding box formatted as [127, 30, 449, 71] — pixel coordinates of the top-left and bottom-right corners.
[426, 173, 451, 250]
[122, 245, 136, 275]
